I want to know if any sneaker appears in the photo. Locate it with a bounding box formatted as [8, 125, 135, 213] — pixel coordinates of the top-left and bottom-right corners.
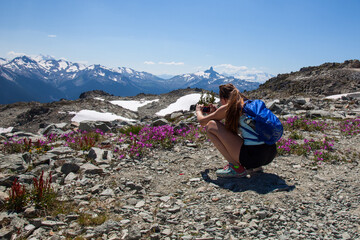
[247, 167, 264, 175]
[216, 163, 247, 178]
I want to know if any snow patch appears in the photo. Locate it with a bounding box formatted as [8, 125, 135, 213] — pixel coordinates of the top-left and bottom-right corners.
[78, 64, 86, 71]
[194, 71, 210, 78]
[94, 97, 105, 101]
[58, 61, 68, 70]
[125, 68, 134, 74]
[110, 99, 160, 112]
[324, 92, 360, 100]
[0, 58, 8, 65]
[1, 72, 15, 82]
[67, 65, 79, 72]
[71, 110, 136, 123]
[0, 127, 13, 134]
[156, 93, 219, 116]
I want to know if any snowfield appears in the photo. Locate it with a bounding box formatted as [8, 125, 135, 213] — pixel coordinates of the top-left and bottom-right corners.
[324, 92, 360, 100]
[71, 110, 136, 123]
[109, 99, 159, 112]
[156, 93, 219, 116]
[0, 127, 13, 134]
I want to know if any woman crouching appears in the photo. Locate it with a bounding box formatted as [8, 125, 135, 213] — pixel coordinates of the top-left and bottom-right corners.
[196, 83, 277, 178]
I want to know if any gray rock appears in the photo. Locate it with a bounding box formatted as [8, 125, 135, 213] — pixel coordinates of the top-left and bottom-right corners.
[125, 182, 143, 191]
[79, 121, 111, 133]
[90, 184, 103, 194]
[100, 188, 115, 197]
[170, 111, 183, 119]
[342, 232, 351, 240]
[22, 152, 32, 164]
[0, 154, 25, 172]
[167, 205, 181, 213]
[48, 147, 76, 155]
[0, 226, 14, 239]
[256, 210, 268, 219]
[268, 103, 283, 114]
[161, 228, 172, 236]
[151, 118, 169, 127]
[80, 163, 104, 175]
[42, 124, 65, 136]
[94, 220, 120, 234]
[64, 172, 78, 183]
[305, 110, 343, 119]
[88, 147, 112, 163]
[292, 98, 309, 105]
[127, 225, 142, 240]
[41, 220, 66, 227]
[135, 200, 146, 208]
[61, 162, 80, 175]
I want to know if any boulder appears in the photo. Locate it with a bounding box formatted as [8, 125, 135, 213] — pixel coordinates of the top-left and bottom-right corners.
[61, 162, 80, 175]
[151, 118, 169, 127]
[88, 147, 113, 164]
[41, 124, 65, 136]
[79, 121, 111, 133]
[47, 147, 76, 155]
[0, 154, 26, 172]
[80, 163, 103, 175]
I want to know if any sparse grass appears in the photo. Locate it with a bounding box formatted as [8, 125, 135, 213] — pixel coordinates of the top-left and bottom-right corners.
[289, 131, 304, 140]
[47, 200, 78, 217]
[118, 125, 143, 135]
[78, 213, 107, 226]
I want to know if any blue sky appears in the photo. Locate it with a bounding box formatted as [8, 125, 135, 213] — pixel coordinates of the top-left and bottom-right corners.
[0, 0, 359, 76]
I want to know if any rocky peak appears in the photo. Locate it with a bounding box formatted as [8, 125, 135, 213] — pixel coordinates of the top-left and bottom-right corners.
[250, 59, 360, 99]
[204, 66, 218, 78]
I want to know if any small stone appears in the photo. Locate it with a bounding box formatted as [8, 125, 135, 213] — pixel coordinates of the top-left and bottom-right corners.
[159, 196, 171, 202]
[161, 228, 172, 236]
[100, 189, 115, 197]
[80, 163, 103, 175]
[41, 220, 66, 227]
[135, 200, 145, 208]
[256, 210, 267, 219]
[167, 205, 181, 213]
[189, 178, 201, 182]
[342, 232, 351, 240]
[64, 172, 78, 183]
[120, 219, 131, 225]
[24, 224, 36, 231]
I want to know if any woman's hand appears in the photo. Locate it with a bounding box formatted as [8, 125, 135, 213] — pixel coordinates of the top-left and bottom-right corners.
[209, 104, 217, 113]
[196, 104, 203, 113]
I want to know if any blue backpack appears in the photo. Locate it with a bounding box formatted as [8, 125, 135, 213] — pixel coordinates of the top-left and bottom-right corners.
[243, 99, 283, 145]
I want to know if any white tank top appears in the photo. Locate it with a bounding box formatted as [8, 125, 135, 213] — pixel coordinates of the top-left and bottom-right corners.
[238, 115, 265, 146]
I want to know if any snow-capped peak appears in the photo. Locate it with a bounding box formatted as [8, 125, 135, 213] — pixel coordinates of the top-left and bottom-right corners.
[0, 57, 8, 65]
[32, 54, 56, 62]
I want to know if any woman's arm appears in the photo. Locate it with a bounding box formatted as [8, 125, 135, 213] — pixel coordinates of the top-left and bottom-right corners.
[196, 104, 227, 127]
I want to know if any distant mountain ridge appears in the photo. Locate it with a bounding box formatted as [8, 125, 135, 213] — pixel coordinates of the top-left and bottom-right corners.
[0, 55, 266, 104]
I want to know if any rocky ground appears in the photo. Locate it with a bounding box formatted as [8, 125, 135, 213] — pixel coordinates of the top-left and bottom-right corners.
[0, 93, 360, 240]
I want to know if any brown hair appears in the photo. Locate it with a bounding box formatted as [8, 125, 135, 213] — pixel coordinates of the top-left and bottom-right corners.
[219, 84, 248, 134]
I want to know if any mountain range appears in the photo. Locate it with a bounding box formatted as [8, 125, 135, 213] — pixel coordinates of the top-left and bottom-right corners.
[0, 55, 268, 104]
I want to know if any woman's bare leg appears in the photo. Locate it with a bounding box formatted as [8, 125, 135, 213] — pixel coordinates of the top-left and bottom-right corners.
[206, 120, 243, 166]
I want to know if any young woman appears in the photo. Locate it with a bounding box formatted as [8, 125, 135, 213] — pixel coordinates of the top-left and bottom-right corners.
[196, 83, 277, 178]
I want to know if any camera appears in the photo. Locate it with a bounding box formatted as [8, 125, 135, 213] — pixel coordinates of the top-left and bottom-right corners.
[202, 106, 210, 113]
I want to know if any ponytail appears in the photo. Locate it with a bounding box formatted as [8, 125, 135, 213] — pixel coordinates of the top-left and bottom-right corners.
[225, 89, 246, 134]
[219, 83, 248, 134]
